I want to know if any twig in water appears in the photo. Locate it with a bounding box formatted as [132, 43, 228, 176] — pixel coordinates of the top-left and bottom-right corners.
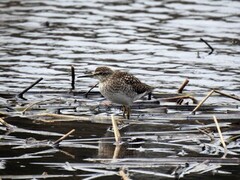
[197, 51, 200, 58]
[33, 113, 89, 121]
[148, 92, 152, 100]
[0, 117, 12, 129]
[190, 90, 215, 114]
[191, 89, 240, 114]
[22, 98, 59, 114]
[200, 38, 214, 55]
[161, 95, 198, 104]
[214, 90, 240, 101]
[18, 77, 43, 99]
[178, 79, 189, 93]
[213, 116, 227, 158]
[59, 149, 75, 159]
[53, 129, 75, 146]
[84, 83, 99, 98]
[111, 114, 121, 144]
[197, 128, 214, 141]
[71, 65, 75, 90]
[226, 134, 240, 143]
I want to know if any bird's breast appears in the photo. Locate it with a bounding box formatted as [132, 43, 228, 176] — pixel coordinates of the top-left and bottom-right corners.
[99, 82, 133, 105]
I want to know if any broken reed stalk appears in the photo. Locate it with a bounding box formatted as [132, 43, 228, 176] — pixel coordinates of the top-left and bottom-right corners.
[0, 117, 12, 128]
[197, 128, 214, 141]
[213, 116, 227, 158]
[214, 90, 240, 101]
[22, 98, 58, 113]
[200, 38, 214, 55]
[111, 114, 121, 144]
[178, 79, 189, 93]
[226, 135, 240, 144]
[18, 77, 43, 99]
[53, 129, 75, 146]
[191, 90, 215, 114]
[84, 83, 99, 98]
[162, 95, 198, 104]
[112, 144, 121, 159]
[59, 149, 75, 159]
[191, 89, 240, 114]
[148, 92, 152, 100]
[71, 65, 75, 90]
[33, 113, 89, 120]
[119, 168, 130, 180]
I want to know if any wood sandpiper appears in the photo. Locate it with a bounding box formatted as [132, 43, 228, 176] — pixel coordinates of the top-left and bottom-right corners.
[80, 66, 154, 119]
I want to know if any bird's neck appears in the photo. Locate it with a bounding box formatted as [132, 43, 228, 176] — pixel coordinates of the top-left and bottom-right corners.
[98, 75, 111, 83]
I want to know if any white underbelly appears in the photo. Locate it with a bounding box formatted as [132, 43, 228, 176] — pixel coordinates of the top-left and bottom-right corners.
[99, 83, 133, 105]
[104, 92, 132, 105]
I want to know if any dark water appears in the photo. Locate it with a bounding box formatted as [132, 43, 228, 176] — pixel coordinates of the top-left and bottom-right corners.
[0, 0, 240, 179]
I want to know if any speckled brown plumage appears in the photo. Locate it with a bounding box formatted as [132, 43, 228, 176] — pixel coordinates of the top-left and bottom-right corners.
[92, 66, 154, 119]
[110, 71, 153, 96]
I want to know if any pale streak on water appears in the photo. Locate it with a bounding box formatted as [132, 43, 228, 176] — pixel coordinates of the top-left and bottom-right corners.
[0, 0, 239, 98]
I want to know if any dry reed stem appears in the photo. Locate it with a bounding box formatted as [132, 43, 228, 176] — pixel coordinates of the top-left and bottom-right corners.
[53, 129, 75, 145]
[226, 134, 240, 144]
[0, 117, 12, 128]
[214, 90, 240, 101]
[33, 114, 125, 124]
[112, 145, 121, 159]
[197, 128, 214, 141]
[178, 79, 189, 93]
[22, 98, 58, 113]
[161, 95, 198, 104]
[213, 115, 227, 158]
[59, 149, 75, 159]
[34, 119, 76, 123]
[33, 113, 88, 120]
[119, 168, 130, 180]
[111, 114, 121, 144]
[191, 90, 215, 114]
[191, 89, 240, 114]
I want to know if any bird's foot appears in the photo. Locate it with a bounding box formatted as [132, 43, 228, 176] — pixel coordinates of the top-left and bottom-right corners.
[122, 106, 130, 119]
[122, 106, 126, 119]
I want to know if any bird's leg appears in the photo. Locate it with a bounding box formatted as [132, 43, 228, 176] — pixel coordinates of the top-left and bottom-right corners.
[122, 105, 126, 118]
[126, 106, 131, 119]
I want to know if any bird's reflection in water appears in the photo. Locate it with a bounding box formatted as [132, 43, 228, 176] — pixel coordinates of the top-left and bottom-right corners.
[98, 129, 143, 159]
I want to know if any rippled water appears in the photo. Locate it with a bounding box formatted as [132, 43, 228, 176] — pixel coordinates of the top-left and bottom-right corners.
[0, 0, 239, 95]
[0, 0, 240, 179]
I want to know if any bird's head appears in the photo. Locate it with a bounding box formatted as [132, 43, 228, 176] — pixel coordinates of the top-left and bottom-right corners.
[92, 66, 114, 82]
[78, 66, 114, 82]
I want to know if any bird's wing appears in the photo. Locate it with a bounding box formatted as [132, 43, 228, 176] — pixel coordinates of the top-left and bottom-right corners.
[113, 71, 153, 95]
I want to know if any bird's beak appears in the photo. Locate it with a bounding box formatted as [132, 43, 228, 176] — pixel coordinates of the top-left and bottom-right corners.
[77, 74, 94, 78]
